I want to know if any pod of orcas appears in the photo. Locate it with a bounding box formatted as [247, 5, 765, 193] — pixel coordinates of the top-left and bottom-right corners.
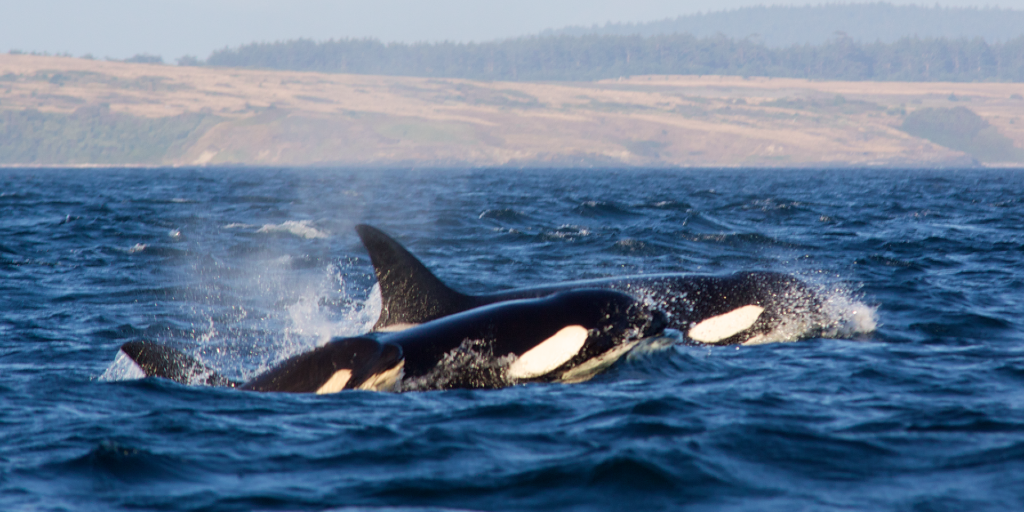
[121, 289, 665, 392]
[115, 224, 825, 393]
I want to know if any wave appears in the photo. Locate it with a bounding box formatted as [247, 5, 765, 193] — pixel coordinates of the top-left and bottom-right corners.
[224, 220, 329, 239]
[257, 220, 329, 239]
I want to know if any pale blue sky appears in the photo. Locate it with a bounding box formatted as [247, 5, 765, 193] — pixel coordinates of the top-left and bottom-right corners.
[1, 0, 1021, 61]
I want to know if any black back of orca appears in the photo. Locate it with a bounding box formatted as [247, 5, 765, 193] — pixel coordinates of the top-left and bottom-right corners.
[356, 224, 821, 344]
[241, 337, 403, 393]
[375, 288, 665, 384]
[120, 338, 404, 393]
[119, 289, 662, 392]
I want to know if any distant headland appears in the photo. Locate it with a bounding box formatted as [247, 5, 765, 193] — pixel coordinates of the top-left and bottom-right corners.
[1, 54, 1022, 168]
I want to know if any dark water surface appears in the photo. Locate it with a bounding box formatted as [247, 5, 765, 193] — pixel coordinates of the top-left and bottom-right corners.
[1, 167, 1022, 511]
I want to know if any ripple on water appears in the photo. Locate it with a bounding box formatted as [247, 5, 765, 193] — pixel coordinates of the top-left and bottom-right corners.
[2, 167, 1024, 511]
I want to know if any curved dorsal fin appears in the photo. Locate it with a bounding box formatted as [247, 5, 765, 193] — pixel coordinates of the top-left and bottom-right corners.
[356, 225, 471, 331]
[119, 341, 240, 387]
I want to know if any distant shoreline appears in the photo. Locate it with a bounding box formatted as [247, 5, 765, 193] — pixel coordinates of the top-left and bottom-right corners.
[8, 163, 1017, 171]
[2, 55, 1022, 168]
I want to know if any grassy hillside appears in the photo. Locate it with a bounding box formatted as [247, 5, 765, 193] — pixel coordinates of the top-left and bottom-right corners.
[1, 55, 1023, 168]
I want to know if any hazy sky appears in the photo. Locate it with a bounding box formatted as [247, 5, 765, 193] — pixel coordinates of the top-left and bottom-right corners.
[2, 0, 1022, 61]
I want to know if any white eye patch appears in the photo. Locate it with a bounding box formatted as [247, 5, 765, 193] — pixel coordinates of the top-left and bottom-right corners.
[316, 369, 353, 394]
[507, 325, 589, 380]
[687, 305, 764, 343]
[358, 361, 405, 392]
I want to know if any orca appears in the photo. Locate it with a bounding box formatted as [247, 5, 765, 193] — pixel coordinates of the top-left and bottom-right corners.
[357, 224, 824, 346]
[116, 289, 666, 393]
[119, 336, 401, 392]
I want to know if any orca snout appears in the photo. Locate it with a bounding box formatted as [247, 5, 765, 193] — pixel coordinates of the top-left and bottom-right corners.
[571, 289, 668, 342]
[602, 292, 668, 340]
[643, 308, 669, 338]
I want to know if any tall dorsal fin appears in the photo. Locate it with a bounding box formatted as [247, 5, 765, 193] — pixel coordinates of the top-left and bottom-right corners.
[355, 225, 472, 331]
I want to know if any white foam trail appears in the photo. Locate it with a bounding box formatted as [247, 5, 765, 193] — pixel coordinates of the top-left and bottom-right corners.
[818, 289, 878, 338]
[99, 256, 383, 383]
[741, 281, 877, 346]
[549, 224, 591, 239]
[282, 266, 380, 345]
[267, 277, 381, 375]
[256, 220, 328, 239]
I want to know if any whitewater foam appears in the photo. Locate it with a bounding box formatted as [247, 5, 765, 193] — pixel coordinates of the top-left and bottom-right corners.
[256, 220, 328, 239]
[100, 259, 382, 384]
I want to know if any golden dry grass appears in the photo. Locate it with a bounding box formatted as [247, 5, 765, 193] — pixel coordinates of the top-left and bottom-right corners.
[3, 54, 1023, 167]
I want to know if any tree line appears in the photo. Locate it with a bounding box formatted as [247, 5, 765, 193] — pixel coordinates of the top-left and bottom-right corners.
[544, 4, 1024, 47]
[201, 33, 1024, 82]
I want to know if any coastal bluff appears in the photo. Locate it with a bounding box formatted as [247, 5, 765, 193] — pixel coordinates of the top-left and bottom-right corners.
[2, 54, 1023, 167]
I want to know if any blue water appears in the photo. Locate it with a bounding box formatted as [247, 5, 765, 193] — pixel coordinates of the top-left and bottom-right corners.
[1, 167, 1022, 511]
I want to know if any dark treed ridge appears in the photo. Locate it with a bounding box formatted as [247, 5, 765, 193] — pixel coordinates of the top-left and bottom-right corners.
[204, 33, 1024, 82]
[544, 4, 1024, 47]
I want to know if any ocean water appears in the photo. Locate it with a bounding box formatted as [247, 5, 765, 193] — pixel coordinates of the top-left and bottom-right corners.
[1, 167, 1022, 511]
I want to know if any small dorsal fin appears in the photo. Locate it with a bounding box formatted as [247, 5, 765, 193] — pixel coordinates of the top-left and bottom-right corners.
[355, 225, 472, 331]
[119, 341, 239, 387]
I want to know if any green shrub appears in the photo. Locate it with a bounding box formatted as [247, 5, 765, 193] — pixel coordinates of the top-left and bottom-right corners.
[901, 106, 1023, 163]
[0, 105, 218, 164]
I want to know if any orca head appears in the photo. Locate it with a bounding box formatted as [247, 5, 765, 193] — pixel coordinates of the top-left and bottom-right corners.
[562, 288, 667, 342]
[241, 337, 404, 393]
[504, 289, 668, 383]
[683, 272, 824, 345]
[383, 288, 669, 390]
